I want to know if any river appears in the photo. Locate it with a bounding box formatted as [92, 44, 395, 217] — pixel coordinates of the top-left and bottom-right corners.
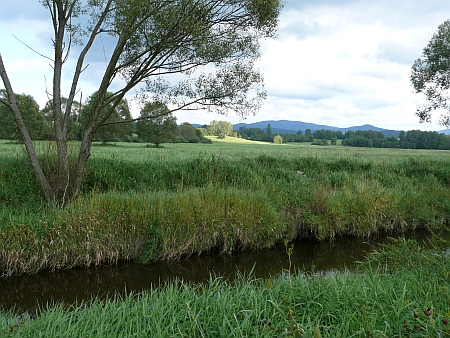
[0, 232, 439, 313]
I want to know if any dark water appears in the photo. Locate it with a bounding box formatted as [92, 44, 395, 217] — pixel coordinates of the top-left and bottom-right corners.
[0, 233, 438, 313]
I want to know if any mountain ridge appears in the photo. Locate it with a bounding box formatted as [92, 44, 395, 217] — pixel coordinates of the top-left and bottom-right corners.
[232, 120, 401, 137]
[193, 120, 450, 136]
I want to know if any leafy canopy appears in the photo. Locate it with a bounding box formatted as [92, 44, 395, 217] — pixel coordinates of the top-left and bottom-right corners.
[136, 102, 178, 146]
[411, 20, 450, 127]
[40, 0, 284, 119]
[79, 91, 132, 144]
[0, 0, 283, 202]
[0, 90, 46, 141]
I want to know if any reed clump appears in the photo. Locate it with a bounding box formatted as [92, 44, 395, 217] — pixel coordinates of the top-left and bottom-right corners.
[1, 187, 284, 276]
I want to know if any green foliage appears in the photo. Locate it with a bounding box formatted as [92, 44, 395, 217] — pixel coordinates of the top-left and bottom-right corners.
[273, 133, 283, 144]
[311, 139, 329, 146]
[342, 129, 450, 149]
[0, 187, 282, 275]
[411, 20, 450, 127]
[0, 0, 284, 204]
[313, 128, 344, 140]
[135, 102, 178, 146]
[0, 154, 42, 208]
[111, 0, 283, 117]
[0, 90, 46, 141]
[1, 142, 450, 275]
[178, 122, 198, 142]
[206, 120, 234, 138]
[78, 92, 132, 144]
[239, 126, 319, 143]
[178, 123, 211, 143]
[40, 98, 81, 140]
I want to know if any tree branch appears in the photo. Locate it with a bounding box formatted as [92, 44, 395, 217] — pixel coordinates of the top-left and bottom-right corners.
[12, 34, 54, 62]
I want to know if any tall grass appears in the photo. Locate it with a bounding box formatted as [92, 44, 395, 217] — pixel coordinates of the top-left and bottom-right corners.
[0, 187, 284, 275]
[1, 141, 450, 275]
[1, 238, 449, 337]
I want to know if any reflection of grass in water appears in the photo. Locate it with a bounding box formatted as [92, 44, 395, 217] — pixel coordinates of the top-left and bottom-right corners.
[2, 239, 449, 337]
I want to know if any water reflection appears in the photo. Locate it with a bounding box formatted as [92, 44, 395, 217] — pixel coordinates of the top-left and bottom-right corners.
[0, 234, 435, 313]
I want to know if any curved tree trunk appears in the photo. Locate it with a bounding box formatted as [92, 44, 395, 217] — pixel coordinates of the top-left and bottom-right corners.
[0, 54, 55, 202]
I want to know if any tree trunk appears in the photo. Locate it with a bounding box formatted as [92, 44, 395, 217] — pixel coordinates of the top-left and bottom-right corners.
[51, 1, 71, 202]
[73, 128, 94, 198]
[0, 54, 55, 202]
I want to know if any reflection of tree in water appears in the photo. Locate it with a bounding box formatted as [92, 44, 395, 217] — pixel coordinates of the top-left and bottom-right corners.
[0, 232, 434, 314]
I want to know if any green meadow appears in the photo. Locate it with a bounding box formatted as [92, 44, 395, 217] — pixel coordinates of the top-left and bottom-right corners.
[1, 138, 450, 275]
[1, 139, 450, 336]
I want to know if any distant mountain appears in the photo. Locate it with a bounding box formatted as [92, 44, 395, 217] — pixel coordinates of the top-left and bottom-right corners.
[439, 129, 450, 135]
[233, 120, 400, 137]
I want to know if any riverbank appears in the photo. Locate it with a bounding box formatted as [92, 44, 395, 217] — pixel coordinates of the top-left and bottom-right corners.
[1, 238, 449, 337]
[1, 141, 450, 275]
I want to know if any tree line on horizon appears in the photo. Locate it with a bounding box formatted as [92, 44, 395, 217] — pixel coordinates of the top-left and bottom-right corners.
[1, 93, 449, 151]
[0, 90, 213, 146]
[237, 124, 450, 150]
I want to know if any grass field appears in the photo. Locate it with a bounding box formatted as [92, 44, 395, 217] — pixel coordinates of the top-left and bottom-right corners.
[0, 139, 449, 275]
[1, 139, 449, 337]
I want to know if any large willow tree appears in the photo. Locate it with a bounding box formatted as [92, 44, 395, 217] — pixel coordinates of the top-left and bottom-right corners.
[0, 0, 283, 203]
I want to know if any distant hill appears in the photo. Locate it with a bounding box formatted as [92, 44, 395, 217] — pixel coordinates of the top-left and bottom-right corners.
[233, 120, 400, 137]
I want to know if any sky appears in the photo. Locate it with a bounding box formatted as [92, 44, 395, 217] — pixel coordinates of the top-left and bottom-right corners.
[1, 1, 450, 131]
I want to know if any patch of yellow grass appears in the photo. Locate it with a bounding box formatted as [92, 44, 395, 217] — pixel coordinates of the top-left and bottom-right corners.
[206, 136, 273, 145]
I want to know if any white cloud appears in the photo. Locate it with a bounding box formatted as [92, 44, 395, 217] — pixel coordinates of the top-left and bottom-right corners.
[237, 0, 450, 131]
[1, 0, 450, 131]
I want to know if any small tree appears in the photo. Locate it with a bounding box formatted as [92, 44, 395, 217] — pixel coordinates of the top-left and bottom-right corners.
[217, 121, 233, 139]
[0, 90, 46, 141]
[273, 133, 283, 144]
[78, 92, 132, 145]
[179, 123, 199, 142]
[136, 102, 178, 147]
[207, 120, 233, 138]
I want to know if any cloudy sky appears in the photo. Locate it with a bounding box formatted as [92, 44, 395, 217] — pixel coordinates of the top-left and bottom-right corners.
[0, 0, 449, 131]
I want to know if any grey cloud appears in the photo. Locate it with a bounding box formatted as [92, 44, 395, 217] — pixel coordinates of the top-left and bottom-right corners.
[268, 80, 366, 103]
[283, 0, 361, 12]
[0, 1, 47, 21]
[268, 92, 331, 102]
[279, 19, 333, 40]
[375, 41, 419, 66]
[281, 0, 450, 39]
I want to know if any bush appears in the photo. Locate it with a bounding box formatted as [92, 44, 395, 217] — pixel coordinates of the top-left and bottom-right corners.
[311, 139, 329, 146]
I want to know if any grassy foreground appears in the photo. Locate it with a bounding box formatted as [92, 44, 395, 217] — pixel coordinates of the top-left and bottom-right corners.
[1, 239, 449, 337]
[1, 140, 450, 275]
